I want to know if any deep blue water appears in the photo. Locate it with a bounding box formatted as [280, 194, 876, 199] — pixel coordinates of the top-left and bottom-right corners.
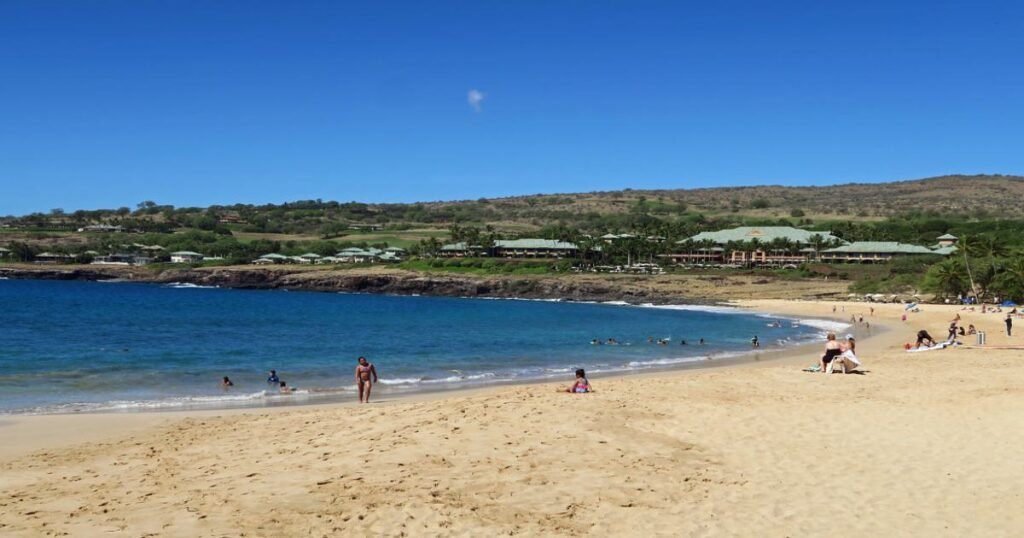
[0, 279, 842, 414]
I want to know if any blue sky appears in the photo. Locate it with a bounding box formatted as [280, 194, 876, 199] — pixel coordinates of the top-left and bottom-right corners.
[1, 1, 1021, 215]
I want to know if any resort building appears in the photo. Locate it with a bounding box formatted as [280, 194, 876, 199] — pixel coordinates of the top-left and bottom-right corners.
[170, 251, 205, 263]
[821, 242, 951, 263]
[254, 253, 288, 264]
[600, 233, 664, 243]
[821, 242, 934, 263]
[600, 233, 635, 243]
[379, 247, 406, 262]
[936, 233, 958, 247]
[658, 247, 726, 265]
[493, 239, 578, 258]
[34, 252, 74, 264]
[92, 253, 151, 266]
[673, 226, 845, 266]
[440, 239, 580, 258]
[77, 224, 124, 233]
[438, 242, 485, 257]
[336, 247, 382, 263]
[930, 234, 960, 255]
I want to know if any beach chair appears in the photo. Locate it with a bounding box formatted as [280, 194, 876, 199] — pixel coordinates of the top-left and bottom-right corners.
[827, 353, 860, 374]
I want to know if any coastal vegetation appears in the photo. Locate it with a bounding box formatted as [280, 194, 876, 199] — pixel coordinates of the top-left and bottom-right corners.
[3, 175, 1024, 302]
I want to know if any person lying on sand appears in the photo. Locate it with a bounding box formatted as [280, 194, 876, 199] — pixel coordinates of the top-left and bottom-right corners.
[562, 369, 593, 393]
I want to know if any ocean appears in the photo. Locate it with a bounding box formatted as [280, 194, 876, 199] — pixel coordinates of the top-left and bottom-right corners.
[0, 279, 845, 414]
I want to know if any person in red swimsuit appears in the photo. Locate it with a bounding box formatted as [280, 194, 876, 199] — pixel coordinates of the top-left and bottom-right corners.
[355, 356, 379, 403]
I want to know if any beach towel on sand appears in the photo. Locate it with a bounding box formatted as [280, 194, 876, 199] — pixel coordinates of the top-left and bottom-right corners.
[906, 342, 953, 353]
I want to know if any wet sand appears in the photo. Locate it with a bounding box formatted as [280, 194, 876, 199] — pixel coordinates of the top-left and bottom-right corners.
[1, 300, 1021, 536]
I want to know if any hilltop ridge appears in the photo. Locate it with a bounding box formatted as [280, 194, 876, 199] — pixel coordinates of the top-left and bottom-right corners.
[4, 175, 1023, 233]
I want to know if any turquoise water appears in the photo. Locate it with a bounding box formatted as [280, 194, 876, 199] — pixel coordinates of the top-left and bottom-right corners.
[0, 279, 843, 414]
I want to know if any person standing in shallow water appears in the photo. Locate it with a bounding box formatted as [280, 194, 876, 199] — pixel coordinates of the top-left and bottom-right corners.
[355, 356, 379, 403]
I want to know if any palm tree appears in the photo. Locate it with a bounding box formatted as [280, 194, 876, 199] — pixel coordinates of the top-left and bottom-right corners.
[747, 238, 763, 266]
[957, 234, 982, 302]
[929, 259, 969, 299]
[993, 256, 1024, 302]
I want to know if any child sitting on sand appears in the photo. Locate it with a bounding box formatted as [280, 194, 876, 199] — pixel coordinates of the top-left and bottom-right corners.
[563, 369, 593, 393]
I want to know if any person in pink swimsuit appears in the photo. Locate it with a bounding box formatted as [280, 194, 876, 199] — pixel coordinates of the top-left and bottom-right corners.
[355, 356, 379, 403]
[562, 369, 593, 393]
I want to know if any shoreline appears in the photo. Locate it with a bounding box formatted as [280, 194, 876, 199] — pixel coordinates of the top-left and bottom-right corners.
[4, 300, 1020, 536]
[0, 300, 869, 458]
[0, 296, 855, 418]
[0, 261, 852, 304]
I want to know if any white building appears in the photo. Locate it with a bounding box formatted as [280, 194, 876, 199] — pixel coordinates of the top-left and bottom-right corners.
[170, 251, 204, 263]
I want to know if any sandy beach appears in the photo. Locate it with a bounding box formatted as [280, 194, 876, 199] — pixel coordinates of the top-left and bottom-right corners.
[2, 300, 1022, 537]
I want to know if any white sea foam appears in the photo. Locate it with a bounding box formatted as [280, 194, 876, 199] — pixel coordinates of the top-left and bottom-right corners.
[163, 282, 219, 289]
[627, 356, 705, 367]
[377, 377, 426, 385]
[791, 318, 850, 333]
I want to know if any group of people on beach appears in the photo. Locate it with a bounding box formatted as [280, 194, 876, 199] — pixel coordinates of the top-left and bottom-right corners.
[219, 357, 380, 403]
[817, 332, 860, 373]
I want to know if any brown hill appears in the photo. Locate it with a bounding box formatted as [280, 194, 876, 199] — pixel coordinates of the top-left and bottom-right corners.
[449, 174, 1024, 223]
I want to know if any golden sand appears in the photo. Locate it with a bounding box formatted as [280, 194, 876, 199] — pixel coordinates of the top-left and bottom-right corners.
[1, 301, 1021, 536]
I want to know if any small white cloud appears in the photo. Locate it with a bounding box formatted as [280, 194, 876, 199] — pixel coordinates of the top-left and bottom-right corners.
[467, 89, 485, 112]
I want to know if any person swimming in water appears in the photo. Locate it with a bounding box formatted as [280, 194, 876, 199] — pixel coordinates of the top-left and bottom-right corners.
[221, 376, 234, 388]
[267, 370, 280, 385]
[355, 356, 379, 403]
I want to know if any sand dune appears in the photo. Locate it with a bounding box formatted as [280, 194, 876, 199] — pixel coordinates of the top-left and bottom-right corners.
[1, 301, 1022, 536]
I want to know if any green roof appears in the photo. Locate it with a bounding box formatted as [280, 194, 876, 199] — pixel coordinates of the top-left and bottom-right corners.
[441, 239, 579, 251]
[440, 242, 482, 251]
[337, 248, 379, 256]
[170, 251, 203, 256]
[259, 253, 288, 259]
[930, 246, 958, 255]
[495, 239, 578, 250]
[0, 247, 10, 252]
[937, 233, 958, 240]
[684, 227, 843, 245]
[823, 242, 936, 254]
[299, 252, 322, 258]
